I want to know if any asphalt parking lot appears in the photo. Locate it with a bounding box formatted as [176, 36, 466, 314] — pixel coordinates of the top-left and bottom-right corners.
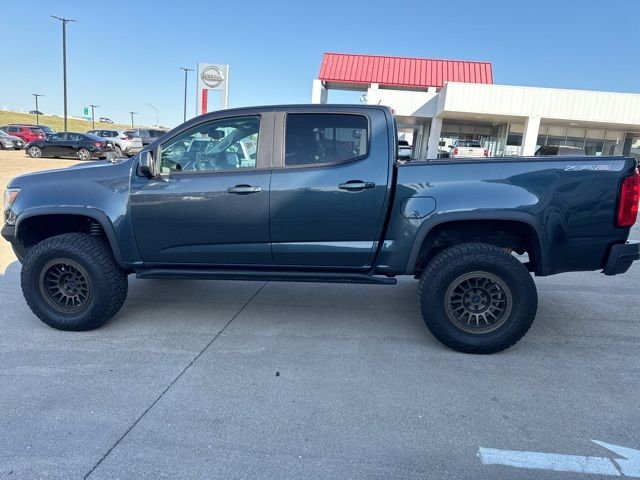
[1, 149, 639, 479]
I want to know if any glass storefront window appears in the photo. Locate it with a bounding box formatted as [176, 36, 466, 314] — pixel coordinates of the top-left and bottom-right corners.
[584, 129, 605, 156]
[623, 134, 640, 159]
[565, 128, 586, 148]
[603, 131, 625, 156]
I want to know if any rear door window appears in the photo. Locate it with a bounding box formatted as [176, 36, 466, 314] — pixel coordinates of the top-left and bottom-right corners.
[284, 114, 368, 167]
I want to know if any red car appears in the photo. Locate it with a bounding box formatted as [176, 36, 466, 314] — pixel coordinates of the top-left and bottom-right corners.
[0, 125, 47, 143]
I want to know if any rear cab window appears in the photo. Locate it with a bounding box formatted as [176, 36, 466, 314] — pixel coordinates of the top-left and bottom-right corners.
[284, 113, 368, 167]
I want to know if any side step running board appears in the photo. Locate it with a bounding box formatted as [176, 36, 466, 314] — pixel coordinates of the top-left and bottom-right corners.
[136, 269, 397, 285]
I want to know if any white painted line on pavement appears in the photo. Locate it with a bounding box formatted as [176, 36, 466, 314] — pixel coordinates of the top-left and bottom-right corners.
[478, 439, 640, 477]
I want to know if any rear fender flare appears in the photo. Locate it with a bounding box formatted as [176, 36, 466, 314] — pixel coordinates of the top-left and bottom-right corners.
[406, 211, 548, 275]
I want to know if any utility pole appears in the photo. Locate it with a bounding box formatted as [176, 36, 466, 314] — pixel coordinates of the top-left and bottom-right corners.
[129, 111, 138, 129]
[89, 104, 99, 129]
[51, 16, 76, 132]
[33, 93, 44, 125]
[146, 103, 159, 127]
[179, 67, 194, 123]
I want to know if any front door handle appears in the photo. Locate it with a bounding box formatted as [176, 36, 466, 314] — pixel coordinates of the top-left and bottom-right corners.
[338, 180, 376, 191]
[227, 184, 262, 194]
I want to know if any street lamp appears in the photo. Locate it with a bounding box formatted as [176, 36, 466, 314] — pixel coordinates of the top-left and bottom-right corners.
[89, 104, 99, 129]
[129, 111, 138, 129]
[33, 93, 44, 125]
[146, 103, 159, 127]
[51, 16, 77, 132]
[179, 67, 194, 123]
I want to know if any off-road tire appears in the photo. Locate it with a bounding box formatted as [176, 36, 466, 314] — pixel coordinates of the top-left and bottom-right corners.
[21, 233, 128, 331]
[418, 242, 537, 354]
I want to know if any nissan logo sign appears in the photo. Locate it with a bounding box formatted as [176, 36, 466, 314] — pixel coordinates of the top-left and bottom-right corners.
[201, 66, 224, 88]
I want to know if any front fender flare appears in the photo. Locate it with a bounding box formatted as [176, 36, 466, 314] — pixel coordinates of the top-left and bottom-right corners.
[15, 206, 125, 267]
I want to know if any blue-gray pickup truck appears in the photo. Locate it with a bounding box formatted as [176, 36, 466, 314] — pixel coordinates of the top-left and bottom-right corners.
[2, 105, 639, 353]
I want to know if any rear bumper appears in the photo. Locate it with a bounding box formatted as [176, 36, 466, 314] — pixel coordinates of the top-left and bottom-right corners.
[123, 145, 142, 155]
[603, 241, 640, 275]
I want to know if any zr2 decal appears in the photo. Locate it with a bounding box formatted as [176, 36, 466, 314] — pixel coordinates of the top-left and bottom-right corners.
[564, 164, 612, 171]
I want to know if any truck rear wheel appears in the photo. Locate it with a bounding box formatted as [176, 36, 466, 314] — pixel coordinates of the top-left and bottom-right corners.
[21, 233, 128, 331]
[418, 242, 537, 354]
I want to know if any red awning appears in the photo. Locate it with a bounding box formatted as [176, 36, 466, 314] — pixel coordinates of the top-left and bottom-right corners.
[319, 52, 493, 89]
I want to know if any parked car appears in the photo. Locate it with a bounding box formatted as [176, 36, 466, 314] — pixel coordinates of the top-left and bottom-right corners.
[29, 110, 43, 115]
[24, 132, 115, 160]
[99, 117, 114, 124]
[29, 125, 56, 136]
[398, 140, 412, 159]
[0, 125, 46, 144]
[87, 129, 143, 157]
[125, 128, 167, 147]
[2, 105, 638, 354]
[449, 139, 488, 158]
[0, 130, 25, 150]
[535, 145, 586, 156]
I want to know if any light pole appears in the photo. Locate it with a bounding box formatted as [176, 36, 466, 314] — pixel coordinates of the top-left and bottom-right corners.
[146, 103, 159, 127]
[129, 111, 138, 129]
[33, 93, 44, 125]
[89, 104, 99, 129]
[51, 16, 76, 132]
[179, 67, 193, 123]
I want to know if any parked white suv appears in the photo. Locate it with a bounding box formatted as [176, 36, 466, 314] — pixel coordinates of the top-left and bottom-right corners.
[449, 139, 488, 158]
[87, 129, 143, 157]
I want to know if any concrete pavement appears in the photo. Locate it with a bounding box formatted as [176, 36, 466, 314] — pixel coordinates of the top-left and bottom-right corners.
[1, 223, 639, 479]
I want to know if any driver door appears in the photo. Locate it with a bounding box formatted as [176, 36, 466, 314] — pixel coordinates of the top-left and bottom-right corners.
[43, 133, 65, 156]
[130, 112, 274, 266]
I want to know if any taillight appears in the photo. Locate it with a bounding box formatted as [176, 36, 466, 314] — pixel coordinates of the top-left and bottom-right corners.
[95, 142, 104, 148]
[483, 149, 488, 157]
[616, 170, 640, 228]
[453, 147, 459, 155]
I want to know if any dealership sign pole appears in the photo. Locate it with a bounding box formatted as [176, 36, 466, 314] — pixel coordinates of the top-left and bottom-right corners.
[196, 63, 229, 116]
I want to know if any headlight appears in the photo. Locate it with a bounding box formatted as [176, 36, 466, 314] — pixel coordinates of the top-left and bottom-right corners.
[3, 188, 20, 210]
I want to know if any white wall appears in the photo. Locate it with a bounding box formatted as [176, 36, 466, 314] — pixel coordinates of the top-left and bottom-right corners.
[366, 87, 439, 117]
[439, 83, 640, 127]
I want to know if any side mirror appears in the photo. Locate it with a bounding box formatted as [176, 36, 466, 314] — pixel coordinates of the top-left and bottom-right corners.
[138, 150, 155, 178]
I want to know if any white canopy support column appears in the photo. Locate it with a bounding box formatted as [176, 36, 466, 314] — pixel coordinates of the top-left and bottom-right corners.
[521, 116, 541, 156]
[311, 79, 328, 104]
[426, 117, 443, 159]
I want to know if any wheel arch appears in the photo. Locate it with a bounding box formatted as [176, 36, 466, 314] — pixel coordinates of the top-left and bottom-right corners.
[407, 212, 548, 276]
[15, 207, 125, 267]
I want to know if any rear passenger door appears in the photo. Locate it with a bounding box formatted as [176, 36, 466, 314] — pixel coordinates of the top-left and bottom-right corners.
[269, 109, 392, 268]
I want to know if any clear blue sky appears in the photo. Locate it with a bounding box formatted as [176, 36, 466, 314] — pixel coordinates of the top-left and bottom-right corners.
[0, 0, 637, 128]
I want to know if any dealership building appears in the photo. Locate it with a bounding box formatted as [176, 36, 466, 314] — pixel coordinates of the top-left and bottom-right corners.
[311, 52, 640, 160]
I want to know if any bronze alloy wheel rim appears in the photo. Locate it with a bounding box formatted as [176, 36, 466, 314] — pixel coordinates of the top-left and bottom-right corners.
[39, 259, 92, 314]
[444, 271, 513, 334]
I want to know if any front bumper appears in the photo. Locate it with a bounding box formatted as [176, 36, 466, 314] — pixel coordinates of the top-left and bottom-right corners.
[1, 224, 26, 263]
[603, 241, 640, 275]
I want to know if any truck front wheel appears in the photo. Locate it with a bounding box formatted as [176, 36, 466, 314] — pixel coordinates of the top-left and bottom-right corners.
[418, 243, 537, 354]
[21, 233, 128, 331]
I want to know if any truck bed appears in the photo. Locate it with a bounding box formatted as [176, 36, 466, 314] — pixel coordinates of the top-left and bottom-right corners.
[377, 156, 638, 276]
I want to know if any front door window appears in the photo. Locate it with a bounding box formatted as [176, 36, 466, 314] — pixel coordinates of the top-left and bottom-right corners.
[160, 116, 259, 174]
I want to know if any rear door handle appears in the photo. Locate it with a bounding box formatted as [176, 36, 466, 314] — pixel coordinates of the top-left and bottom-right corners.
[227, 184, 262, 194]
[338, 181, 376, 191]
